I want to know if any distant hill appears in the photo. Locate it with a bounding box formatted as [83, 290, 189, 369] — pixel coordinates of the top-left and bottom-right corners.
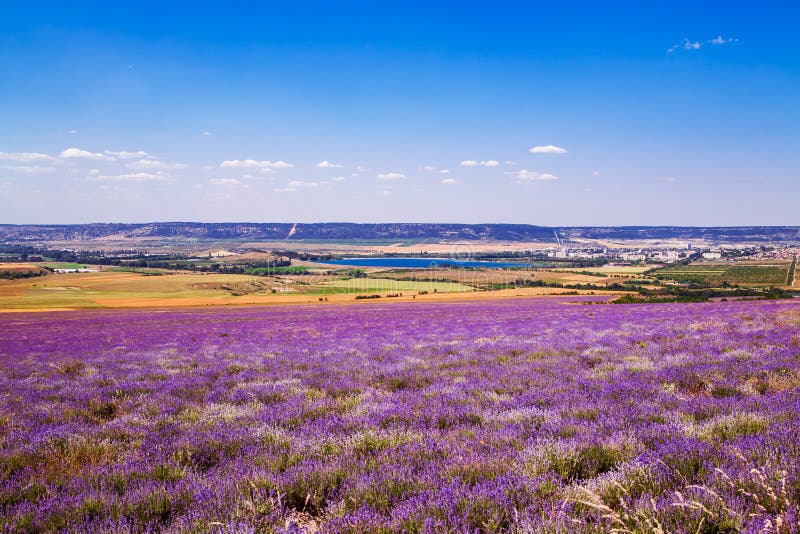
[1, 223, 798, 243]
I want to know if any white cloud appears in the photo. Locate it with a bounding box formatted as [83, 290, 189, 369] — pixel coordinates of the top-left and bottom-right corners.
[709, 36, 739, 45]
[91, 171, 171, 182]
[105, 150, 149, 159]
[684, 39, 701, 50]
[220, 159, 293, 169]
[441, 178, 458, 185]
[668, 36, 736, 53]
[592, 170, 600, 176]
[287, 180, 330, 189]
[460, 160, 499, 167]
[267, 160, 293, 169]
[202, 131, 212, 136]
[332, 176, 346, 182]
[661, 176, 678, 183]
[529, 144, 568, 154]
[376, 172, 407, 180]
[0, 165, 55, 174]
[316, 160, 343, 168]
[421, 165, 451, 174]
[60, 147, 115, 161]
[0, 151, 55, 162]
[96, 183, 138, 195]
[668, 38, 702, 53]
[67, 130, 78, 135]
[356, 165, 370, 172]
[209, 178, 243, 186]
[127, 159, 188, 170]
[507, 169, 560, 181]
[274, 187, 298, 193]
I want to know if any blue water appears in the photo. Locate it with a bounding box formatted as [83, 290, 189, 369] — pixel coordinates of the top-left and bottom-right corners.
[318, 257, 535, 269]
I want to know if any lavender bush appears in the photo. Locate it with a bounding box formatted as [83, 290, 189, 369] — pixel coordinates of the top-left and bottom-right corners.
[1, 297, 799, 532]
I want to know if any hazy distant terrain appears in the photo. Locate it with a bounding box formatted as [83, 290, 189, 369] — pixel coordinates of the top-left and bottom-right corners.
[2, 223, 799, 243]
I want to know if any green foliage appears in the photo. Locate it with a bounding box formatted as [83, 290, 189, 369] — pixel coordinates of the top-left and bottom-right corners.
[539, 443, 629, 482]
[281, 468, 346, 514]
[700, 413, 769, 442]
[0, 270, 47, 280]
[654, 264, 790, 285]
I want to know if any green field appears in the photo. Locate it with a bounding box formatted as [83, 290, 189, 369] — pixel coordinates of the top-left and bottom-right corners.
[245, 266, 311, 275]
[314, 277, 475, 294]
[557, 265, 652, 275]
[654, 263, 790, 285]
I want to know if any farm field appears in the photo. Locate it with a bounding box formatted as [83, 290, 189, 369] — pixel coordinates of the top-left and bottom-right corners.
[0, 270, 593, 311]
[365, 268, 631, 289]
[317, 277, 475, 294]
[654, 262, 792, 286]
[373, 268, 539, 288]
[0, 263, 49, 276]
[0, 272, 247, 310]
[1, 298, 799, 532]
[552, 265, 652, 276]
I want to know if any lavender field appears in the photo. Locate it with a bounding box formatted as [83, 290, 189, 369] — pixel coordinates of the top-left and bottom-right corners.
[1, 297, 799, 533]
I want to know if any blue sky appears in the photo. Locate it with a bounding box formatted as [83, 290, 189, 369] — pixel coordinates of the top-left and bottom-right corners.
[1, 1, 798, 225]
